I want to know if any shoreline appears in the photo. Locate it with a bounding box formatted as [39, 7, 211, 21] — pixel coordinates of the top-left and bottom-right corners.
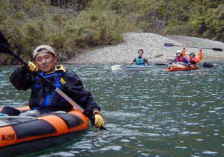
[66, 32, 224, 64]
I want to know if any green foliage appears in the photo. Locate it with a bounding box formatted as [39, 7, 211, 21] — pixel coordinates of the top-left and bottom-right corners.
[73, 9, 133, 45]
[0, 0, 224, 64]
[0, 0, 136, 64]
[203, 4, 224, 41]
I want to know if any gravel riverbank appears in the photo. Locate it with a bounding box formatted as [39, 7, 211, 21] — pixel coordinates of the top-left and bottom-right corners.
[66, 32, 224, 64]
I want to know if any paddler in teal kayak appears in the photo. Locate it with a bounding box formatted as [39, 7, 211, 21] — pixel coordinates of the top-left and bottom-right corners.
[1, 45, 105, 128]
[131, 49, 149, 65]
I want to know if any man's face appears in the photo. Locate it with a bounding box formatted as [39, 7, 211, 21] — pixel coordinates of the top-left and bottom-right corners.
[138, 51, 143, 57]
[34, 51, 57, 73]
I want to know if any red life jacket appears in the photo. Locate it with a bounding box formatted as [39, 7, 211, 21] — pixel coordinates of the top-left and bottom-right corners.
[175, 56, 184, 62]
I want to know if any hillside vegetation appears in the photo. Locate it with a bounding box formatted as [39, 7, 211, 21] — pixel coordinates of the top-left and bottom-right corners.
[0, 0, 223, 64]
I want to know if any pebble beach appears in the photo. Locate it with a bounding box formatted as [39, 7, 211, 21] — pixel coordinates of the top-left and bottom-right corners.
[66, 32, 224, 64]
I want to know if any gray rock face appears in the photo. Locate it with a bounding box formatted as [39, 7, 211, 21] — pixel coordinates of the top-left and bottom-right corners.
[67, 32, 224, 64]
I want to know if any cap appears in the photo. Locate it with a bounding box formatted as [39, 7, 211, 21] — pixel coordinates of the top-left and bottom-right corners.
[33, 45, 56, 58]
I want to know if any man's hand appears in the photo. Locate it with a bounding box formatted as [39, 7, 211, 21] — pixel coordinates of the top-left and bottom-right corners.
[94, 112, 105, 128]
[28, 61, 38, 72]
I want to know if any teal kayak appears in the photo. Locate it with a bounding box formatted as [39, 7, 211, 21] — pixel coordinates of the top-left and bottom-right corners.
[111, 65, 151, 71]
[125, 65, 151, 70]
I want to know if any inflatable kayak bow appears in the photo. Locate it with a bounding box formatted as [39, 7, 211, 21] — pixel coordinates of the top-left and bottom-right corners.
[165, 63, 199, 72]
[0, 106, 89, 157]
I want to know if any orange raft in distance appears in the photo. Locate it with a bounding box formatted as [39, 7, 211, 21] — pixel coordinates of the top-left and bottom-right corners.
[0, 106, 89, 157]
[165, 63, 199, 72]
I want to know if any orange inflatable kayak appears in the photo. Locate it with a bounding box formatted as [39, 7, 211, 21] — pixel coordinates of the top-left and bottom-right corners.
[0, 106, 89, 156]
[165, 63, 199, 72]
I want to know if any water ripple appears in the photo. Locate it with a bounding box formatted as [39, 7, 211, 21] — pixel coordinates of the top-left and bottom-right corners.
[1, 64, 224, 157]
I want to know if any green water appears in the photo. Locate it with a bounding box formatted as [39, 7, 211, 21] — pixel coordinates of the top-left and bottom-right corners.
[0, 64, 224, 157]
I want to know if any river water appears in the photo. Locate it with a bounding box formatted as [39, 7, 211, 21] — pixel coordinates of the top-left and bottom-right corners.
[0, 64, 224, 157]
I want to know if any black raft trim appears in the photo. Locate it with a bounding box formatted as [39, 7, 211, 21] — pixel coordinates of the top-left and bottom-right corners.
[13, 119, 56, 139]
[54, 113, 83, 128]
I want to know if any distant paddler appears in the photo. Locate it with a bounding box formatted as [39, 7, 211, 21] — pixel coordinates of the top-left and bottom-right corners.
[189, 49, 204, 65]
[130, 49, 149, 65]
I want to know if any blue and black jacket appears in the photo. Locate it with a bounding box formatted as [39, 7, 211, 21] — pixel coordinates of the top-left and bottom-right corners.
[9, 65, 100, 120]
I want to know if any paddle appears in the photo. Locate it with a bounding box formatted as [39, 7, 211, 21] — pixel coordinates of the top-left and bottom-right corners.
[0, 32, 106, 130]
[153, 54, 164, 58]
[164, 43, 223, 51]
[111, 64, 122, 71]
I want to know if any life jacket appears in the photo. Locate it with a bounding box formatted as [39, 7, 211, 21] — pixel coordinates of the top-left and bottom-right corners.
[197, 51, 204, 60]
[135, 57, 145, 65]
[175, 56, 184, 62]
[190, 57, 200, 64]
[183, 55, 190, 64]
[31, 65, 66, 109]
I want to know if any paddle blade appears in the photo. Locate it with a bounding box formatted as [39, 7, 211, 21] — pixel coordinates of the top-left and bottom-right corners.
[0, 32, 10, 46]
[212, 48, 223, 51]
[164, 43, 176, 47]
[0, 31, 27, 65]
[203, 62, 214, 68]
[111, 65, 122, 71]
[0, 31, 11, 54]
[0, 43, 12, 54]
[154, 54, 163, 58]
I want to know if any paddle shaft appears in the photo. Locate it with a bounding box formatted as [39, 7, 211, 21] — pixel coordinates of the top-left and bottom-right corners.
[55, 88, 84, 111]
[164, 43, 223, 51]
[13, 50, 84, 111]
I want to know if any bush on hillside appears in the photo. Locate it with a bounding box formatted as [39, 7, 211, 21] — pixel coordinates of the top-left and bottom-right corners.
[0, 0, 136, 64]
